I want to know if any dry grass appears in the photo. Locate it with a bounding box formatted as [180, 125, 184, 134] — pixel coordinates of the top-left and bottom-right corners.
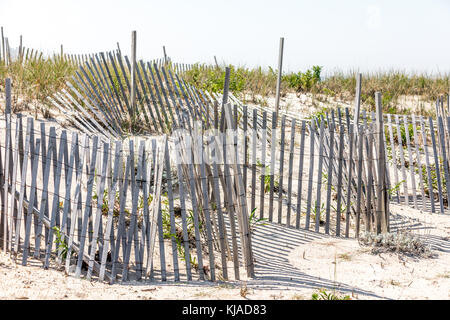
[358, 231, 434, 258]
[184, 64, 449, 115]
[0, 53, 78, 118]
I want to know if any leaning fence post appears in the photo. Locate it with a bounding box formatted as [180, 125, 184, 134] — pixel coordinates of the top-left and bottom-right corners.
[274, 37, 284, 118]
[375, 92, 389, 233]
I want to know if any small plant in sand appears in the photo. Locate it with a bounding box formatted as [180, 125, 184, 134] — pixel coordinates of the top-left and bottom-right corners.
[53, 226, 69, 260]
[240, 282, 249, 298]
[248, 208, 268, 233]
[260, 167, 280, 193]
[311, 289, 351, 300]
[358, 231, 433, 257]
[387, 180, 405, 197]
[311, 202, 326, 224]
[159, 194, 200, 270]
[419, 160, 448, 204]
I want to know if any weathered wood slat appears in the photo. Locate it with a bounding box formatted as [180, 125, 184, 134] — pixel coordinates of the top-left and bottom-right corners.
[86, 141, 109, 280]
[404, 115, 418, 209]
[277, 115, 286, 224]
[387, 115, 400, 203]
[22, 139, 41, 265]
[223, 103, 254, 278]
[58, 132, 76, 263]
[429, 117, 445, 213]
[198, 140, 216, 281]
[259, 112, 267, 220]
[296, 121, 307, 229]
[305, 121, 315, 230]
[344, 124, 355, 237]
[34, 127, 55, 258]
[411, 115, 426, 211]
[13, 118, 32, 254]
[325, 122, 335, 235]
[65, 135, 88, 273]
[174, 139, 193, 281]
[43, 130, 66, 269]
[3, 82, 11, 250]
[314, 119, 325, 233]
[99, 141, 122, 282]
[122, 140, 143, 282]
[355, 125, 364, 237]
[251, 109, 257, 214]
[163, 140, 180, 281]
[286, 118, 296, 228]
[421, 116, 435, 213]
[75, 136, 99, 278]
[335, 125, 345, 236]
[395, 115, 409, 205]
[8, 118, 20, 251]
[268, 112, 277, 222]
[438, 116, 450, 209]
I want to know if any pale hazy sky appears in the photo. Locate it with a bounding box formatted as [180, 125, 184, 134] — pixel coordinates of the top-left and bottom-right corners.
[1, 0, 449, 73]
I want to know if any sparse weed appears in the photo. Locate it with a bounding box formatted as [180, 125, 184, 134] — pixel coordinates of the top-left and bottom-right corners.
[53, 226, 69, 260]
[358, 231, 434, 257]
[311, 289, 351, 300]
[249, 208, 268, 232]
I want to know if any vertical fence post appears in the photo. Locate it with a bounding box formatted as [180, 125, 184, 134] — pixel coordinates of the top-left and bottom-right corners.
[375, 92, 388, 233]
[5, 78, 11, 239]
[222, 67, 230, 107]
[275, 37, 284, 118]
[130, 30, 137, 125]
[19, 35, 22, 61]
[116, 42, 121, 56]
[163, 46, 167, 65]
[2, 78, 12, 250]
[354, 73, 362, 126]
[1, 27, 5, 66]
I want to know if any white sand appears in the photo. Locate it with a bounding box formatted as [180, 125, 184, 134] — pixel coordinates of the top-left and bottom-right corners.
[0, 202, 449, 300]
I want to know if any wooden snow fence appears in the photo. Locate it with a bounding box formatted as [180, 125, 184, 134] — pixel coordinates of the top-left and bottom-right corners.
[48, 51, 217, 138]
[214, 99, 390, 238]
[364, 98, 450, 215]
[0, 80, 255, 282]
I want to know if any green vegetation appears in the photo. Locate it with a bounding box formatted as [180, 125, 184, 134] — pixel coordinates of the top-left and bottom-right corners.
[2, 49, 449, 120]
[283, 65, 322, 92]
[311, 202, 325, 223]
[248, 208, 268, 232]
[184, 64, 277, 106]
[0, 53, 78, 118]
[311, 289, 351, 300]
[418, 159, 447, 203]
[53, 226, 69, 260]
[387, 180, 405, 197]
[184, 63, 450, 115]
[160, 194, 200, 270]
[260, 166, 280, 193]
[358, 231, 433, 257]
